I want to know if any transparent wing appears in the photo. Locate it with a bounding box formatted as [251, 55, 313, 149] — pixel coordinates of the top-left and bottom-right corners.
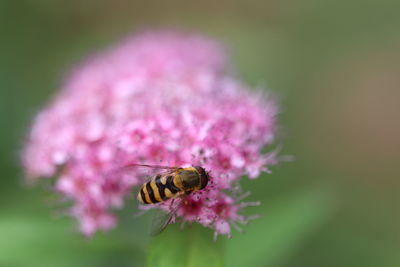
[150, 202, 181, 236]
[120, 164, 178, 181]
[104, 163, 178, 184]
[122, 163, 179, 170]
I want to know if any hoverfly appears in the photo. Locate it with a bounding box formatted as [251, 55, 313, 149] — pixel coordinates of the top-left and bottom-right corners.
[121, 164, 210, 235]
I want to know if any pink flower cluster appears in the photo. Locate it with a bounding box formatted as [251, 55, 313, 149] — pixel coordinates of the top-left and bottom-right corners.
[22, 31, 278, 237]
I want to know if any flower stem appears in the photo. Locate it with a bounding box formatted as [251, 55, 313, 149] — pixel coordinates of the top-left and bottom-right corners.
[148, 224, 224, 267]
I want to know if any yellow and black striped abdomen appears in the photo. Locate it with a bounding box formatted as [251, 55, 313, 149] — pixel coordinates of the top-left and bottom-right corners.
[137, 174, 182, 204]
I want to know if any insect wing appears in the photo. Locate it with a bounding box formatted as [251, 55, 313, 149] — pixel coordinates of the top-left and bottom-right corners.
[122, 163, 179, 170]
[150, 209, 174, 236]
[149, 204, 181, 236]
[105, 164, 176, 184]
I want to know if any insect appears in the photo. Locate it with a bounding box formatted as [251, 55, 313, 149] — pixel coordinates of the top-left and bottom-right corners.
[123, 164, 210, 235]
[135, 164, 209, 204]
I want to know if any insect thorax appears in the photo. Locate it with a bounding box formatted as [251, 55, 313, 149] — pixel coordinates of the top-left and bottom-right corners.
[179, 169, 201, 190]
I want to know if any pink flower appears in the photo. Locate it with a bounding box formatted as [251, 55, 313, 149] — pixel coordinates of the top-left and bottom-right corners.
[22, 31, 279, 238]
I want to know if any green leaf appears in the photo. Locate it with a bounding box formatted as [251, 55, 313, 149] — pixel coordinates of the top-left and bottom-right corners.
[225, 185, 337, 267]
[148, 223, 224, 267]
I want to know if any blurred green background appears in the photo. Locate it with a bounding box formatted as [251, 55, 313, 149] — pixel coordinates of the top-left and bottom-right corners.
[1, 0, 399, 266]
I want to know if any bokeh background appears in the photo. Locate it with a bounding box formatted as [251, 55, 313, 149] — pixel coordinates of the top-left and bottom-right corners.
[1, 0, 399, 266]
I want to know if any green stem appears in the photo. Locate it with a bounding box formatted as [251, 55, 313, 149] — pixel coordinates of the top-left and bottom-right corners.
[148, 224, 224, 267]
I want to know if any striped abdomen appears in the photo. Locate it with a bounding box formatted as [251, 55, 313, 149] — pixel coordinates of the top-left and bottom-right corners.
[137, 174, 182, 204]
